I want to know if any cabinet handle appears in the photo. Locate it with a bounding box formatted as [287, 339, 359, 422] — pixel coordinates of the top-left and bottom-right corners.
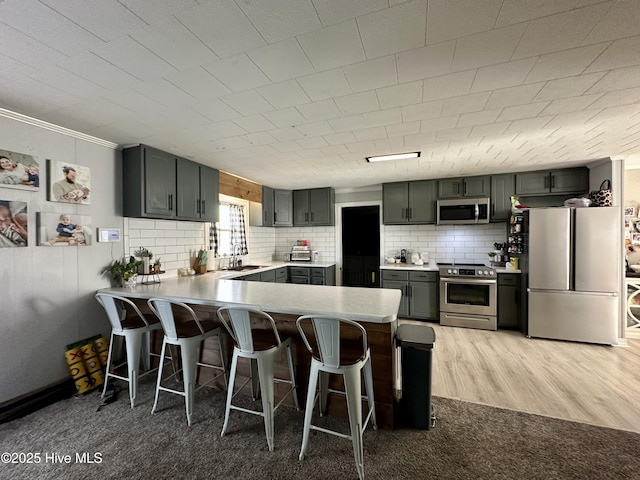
[311, 212, 314, 222]
[274, 212, 277, 223]
[371, 271, 375, 284]
[201, 200, 205, 215]
[492, 204, 495, 216]
[551, 175, 555, 189]
[196, 199, 200, 214]
[168, 194, 173, 211]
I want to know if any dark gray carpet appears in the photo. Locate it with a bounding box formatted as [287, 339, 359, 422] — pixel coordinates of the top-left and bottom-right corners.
[1, 375, 638, 480]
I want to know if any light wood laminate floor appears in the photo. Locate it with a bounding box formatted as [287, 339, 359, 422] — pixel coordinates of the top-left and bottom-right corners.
[403, 322, 640, 434]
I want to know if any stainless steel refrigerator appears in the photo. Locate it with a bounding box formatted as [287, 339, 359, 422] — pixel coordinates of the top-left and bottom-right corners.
[527, 207, 620, 345]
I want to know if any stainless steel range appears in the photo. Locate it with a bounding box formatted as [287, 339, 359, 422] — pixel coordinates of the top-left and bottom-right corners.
[439, 263, 497, 331]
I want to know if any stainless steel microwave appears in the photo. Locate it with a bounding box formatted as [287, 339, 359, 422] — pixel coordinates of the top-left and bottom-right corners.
[437, 198, 490, 225]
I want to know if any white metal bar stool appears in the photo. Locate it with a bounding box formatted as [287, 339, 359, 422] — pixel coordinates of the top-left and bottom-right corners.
[147, 298, 227, 426]
[216, 306, 300, 452]
[95, 292, 163, 408]
[296, 315, 377, 480]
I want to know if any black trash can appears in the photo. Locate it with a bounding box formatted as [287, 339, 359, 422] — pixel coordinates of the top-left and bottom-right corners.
[395, 324, 436, 429]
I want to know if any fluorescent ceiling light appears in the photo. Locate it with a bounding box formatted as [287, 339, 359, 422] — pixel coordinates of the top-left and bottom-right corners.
[366, 152, 420, 162]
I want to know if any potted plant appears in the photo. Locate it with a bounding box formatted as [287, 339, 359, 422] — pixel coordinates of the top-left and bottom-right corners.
[103, 256, 142, 288]
[134, 247, 153, 274]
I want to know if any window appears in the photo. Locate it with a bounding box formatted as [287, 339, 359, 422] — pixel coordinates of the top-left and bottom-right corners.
[210, 200, 248, 257]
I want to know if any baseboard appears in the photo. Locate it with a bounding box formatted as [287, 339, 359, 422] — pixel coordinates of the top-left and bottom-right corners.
[0, 379, 76, 423]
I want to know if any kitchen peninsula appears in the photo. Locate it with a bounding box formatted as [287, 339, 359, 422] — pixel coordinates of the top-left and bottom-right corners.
[98, 268, 402, 428]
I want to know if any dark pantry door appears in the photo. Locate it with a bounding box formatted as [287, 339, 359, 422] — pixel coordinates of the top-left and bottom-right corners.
[342, 205, 380, 287]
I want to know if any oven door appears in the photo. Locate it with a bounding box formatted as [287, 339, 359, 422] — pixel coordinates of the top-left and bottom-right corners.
[439, 277, 497, 316]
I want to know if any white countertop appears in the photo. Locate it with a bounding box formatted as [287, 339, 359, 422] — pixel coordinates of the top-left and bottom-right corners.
[99, 266, 401, 324]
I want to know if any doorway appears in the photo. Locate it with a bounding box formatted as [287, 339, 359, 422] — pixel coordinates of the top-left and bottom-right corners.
[341, 205, 380, 287]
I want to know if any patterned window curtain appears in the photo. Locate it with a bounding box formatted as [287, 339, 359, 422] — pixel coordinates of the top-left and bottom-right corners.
[209, 223, 218, 256]
[229, 204, 248, 255]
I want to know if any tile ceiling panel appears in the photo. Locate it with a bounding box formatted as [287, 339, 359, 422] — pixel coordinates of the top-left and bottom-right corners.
[1, 1, 640, 187]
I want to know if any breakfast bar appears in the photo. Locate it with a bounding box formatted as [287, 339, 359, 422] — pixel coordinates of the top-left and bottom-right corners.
[98, 270, 402, 428]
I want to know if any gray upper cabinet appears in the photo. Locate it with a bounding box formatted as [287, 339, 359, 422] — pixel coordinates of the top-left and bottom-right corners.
[515, 168, 588, 196]
[123, 144, 219, 222]
[490, 174, 515, 222]
[293, 187, 335, 226]
[175, 158, 219, 222]
[383, 180, 437, 224]
[261, 186, 293, 227]
[438, 176, 490, 198]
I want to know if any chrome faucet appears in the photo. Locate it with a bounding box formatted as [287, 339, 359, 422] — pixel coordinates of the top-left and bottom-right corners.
[231, 243, 242, 269]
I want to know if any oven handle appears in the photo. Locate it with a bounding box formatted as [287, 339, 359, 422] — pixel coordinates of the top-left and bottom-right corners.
[440, 277, 497, 285]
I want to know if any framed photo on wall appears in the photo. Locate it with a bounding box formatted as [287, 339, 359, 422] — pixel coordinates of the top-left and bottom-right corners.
[0, 199, 28, 247]
[0, 148, 39, 191]
[47, 160, 91, 204]
[625, 206, 635, 217]
[37, 212, 92, 246]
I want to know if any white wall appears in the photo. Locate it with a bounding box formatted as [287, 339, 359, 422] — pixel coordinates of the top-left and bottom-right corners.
[0, 114, 122, 404]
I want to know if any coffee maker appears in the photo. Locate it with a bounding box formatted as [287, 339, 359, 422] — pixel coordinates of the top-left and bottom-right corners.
[400, 249, 407, 263]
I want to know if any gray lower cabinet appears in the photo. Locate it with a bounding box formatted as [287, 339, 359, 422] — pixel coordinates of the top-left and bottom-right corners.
[275, 267, 288, 283]
[490, 174, 515, 222]
[381, 270, 438, 319]
[383, 180, 437, 224]
[497, 273, 520, 329]
[515, 168, 588, 196]
[288, 265, 335, 285]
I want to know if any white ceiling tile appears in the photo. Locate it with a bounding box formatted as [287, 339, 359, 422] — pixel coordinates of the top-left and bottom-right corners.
[323, 131, 358, 145]
[471, 58, 538, 93]
[248, 38, 315, 83]
[343, 56, 398, 93]
[312, 0, 388, 26]
[334, 91, 380, 115]
[164, 67, 231, 101]
[298, 69, 352, 101]
[421, 115, 459, 132]
[100, 88, 166, 116]
[346, 140, 377, 152]
[442, 92, 490, 116]
[176, 1, 265, 57]
[495, 0, 578, 27]
[297, 20, 366, 71]
[256, 80, 311, 109]
[401, 100, 444, 122]
[587, 66, 640, 94]
[0, 23, 68, 68]
[451, 24, 527, 72]
[132, 78, 195, 107]
[202, 54, 271, 92]
[40, 0, 147, 42]
[524, 43, 610, 83]
[485, 83, 545, 109]
[363, 108, 402, 127]
[328, 114, 368, 132]
[119, 0, 197, 24]
[403, 131, 436, 145]
[263, 108, 307, 128]
[214, 136, 251, 150]
[59, 53, 143, 90]
[496, 102, 551, 122]
[296, 100, 341, 121]
[386, 121, 421, 137]
[422, 70, 475, 101]
[426, 0, 502, 44]
[236, 0, 321, 43]
[220, 90, 274, 116]
[296, 120, 334, 137]
[540, 94, 603, 115]
[376, 81, 422, 109]
[27, 65, 107, 100]
[582, 0, 640, 44]
[0, 0, 104, 56]
[92, 37, 178, 81]
[297, 136, 330, 149]
[353, 126, 387, 141]
[357, 0, 426, 59]
[396, 41, 455, 83]
[272, 140, 303, 152]
[436, 127, 472, 142]
[587, 86, 640, 109]
[469, 122, 511, 138]
[511, 3, 612, 59]
[207, 121, 248, 139]
[187, 98, 241, 123]
[269, 127, 305, 142]
[457, 109, 502, 128]
[231, 115, 275, 133]
[321, 144, 350, 155]
[131, 18, 220, 70]
[240, 131, 277, 146]
[585, 35, 640, 72]
[534, 72, 606, 101]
